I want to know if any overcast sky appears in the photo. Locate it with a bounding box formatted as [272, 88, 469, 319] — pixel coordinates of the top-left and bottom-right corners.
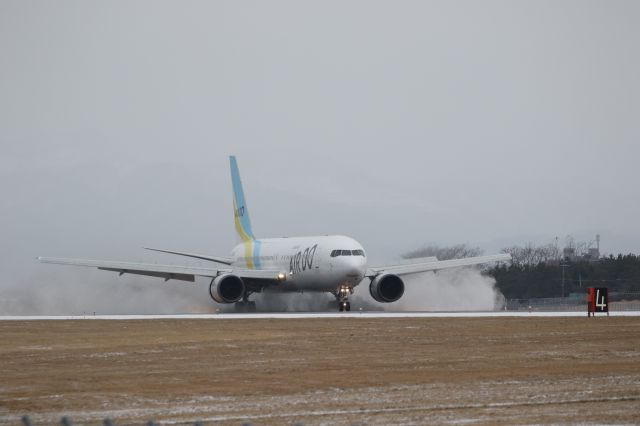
[1, 1, 639, 291]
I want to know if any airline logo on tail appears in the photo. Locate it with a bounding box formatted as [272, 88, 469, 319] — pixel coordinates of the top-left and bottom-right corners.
[230, 156, 261, 269]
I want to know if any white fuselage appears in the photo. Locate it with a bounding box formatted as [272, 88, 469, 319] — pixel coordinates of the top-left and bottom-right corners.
[229, 235, 367, 292]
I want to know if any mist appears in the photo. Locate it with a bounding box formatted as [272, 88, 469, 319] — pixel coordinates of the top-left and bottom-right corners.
[0, 270, 214, 316]
[239, 267, 506, 313]
[2, 2, 639, 316]
[0, 266, 504, 315]
[374, 268, 505, 312]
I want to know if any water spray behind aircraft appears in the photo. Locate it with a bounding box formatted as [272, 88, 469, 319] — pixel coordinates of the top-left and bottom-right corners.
[0, 264, 504, 315]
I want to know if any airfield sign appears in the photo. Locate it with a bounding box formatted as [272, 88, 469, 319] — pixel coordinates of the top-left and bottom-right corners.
[587, 287, 609, 317]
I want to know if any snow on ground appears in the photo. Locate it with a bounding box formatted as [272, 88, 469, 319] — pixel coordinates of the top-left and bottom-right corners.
[5, 377, 638, 425]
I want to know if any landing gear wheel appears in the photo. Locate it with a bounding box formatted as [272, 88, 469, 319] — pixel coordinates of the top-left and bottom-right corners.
[336, 284, 353, 312]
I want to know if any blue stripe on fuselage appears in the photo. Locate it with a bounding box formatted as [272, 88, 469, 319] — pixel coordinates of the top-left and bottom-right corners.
[253, 240, 261, 269]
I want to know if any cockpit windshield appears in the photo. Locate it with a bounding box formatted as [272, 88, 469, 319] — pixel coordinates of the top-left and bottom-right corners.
[330, 249, 365, 257]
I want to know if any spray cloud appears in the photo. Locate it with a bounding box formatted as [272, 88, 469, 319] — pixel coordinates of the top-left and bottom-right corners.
[362, 268, 506, 312]
[1, 267, 504, 315]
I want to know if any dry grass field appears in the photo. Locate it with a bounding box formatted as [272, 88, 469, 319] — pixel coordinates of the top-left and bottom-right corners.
[0, 317, 639, 425]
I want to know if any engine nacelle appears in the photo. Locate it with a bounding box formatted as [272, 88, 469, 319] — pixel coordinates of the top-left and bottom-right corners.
[369, 274, 405, 303]
[209, 274, 245, 304]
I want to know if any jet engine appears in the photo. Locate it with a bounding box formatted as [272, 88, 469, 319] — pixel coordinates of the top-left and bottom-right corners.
[369, 273, 405, 303]
[209, 274, 245, 304]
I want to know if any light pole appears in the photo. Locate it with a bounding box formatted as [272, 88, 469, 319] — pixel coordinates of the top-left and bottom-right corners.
[560, 261, 568, 298]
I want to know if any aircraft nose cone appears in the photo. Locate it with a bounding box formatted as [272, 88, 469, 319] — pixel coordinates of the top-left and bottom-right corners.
[342, 257, 366, 280]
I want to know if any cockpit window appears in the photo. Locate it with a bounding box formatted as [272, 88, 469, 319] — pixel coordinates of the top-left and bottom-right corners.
[331, 249, 365, 257]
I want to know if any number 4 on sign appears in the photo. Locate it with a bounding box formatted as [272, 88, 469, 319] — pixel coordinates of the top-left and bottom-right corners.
[596, 289, 607, 310]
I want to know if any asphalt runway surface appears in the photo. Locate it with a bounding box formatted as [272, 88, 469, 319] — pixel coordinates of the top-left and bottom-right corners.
[1, 314, 639, 425]
[1, 310, 639, 320]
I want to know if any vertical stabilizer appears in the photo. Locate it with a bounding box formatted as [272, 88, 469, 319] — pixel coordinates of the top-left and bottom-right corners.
[230, 156, 255, 242]
[230, 156, 261, 269]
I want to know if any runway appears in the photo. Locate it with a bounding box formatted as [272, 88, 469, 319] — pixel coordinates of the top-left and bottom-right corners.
[1, 311, 638, 320]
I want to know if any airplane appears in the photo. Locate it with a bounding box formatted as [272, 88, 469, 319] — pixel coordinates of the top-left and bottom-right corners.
[38, 156, 511, 312]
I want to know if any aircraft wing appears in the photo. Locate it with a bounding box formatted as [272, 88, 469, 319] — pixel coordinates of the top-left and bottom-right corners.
[366, 253, 511, 277]
[142, 247, 234, 265]
[37, 257, 283, 282]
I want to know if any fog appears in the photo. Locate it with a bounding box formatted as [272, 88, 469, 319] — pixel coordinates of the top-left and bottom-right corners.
[1, 1, 639, 314]
[0, 265, 502, 314]
[0, 271, 213, 316]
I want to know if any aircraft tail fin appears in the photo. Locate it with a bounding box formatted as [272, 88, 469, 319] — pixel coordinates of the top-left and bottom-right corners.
[229, 156, 255, 241]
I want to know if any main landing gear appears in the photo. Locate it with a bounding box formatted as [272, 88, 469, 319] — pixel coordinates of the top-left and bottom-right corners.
[235, 293, 257, 312]
[335, 285, 353, 312]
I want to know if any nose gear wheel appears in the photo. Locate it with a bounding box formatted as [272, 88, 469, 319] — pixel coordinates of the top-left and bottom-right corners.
[335, 285, 353, 312]
[339, 301, 351, 312]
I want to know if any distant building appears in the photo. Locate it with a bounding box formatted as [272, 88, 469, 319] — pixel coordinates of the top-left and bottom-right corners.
[586, 248, 600, 261]
[563, 247, 577, 262]
[562, 234, 600, 263]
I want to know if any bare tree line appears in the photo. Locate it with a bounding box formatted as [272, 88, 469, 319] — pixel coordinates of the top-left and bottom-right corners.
[500, 243, 560, 268]
[403, 235, 596, 268]
[502, 236, 599, 267]
[402, 244, 483, 261]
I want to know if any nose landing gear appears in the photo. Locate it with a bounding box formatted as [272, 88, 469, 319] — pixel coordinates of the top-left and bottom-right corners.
[335, 285, 353, 312]
[339, 301, 351, 312]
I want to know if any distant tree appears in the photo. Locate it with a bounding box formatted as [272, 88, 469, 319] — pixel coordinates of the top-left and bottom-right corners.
[402, 240, 640, 299]
[563, 235, 591, 258]
[488, 252, 640, 299]
[501, 241, 559, 267]
[402, 244, 483, 260]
